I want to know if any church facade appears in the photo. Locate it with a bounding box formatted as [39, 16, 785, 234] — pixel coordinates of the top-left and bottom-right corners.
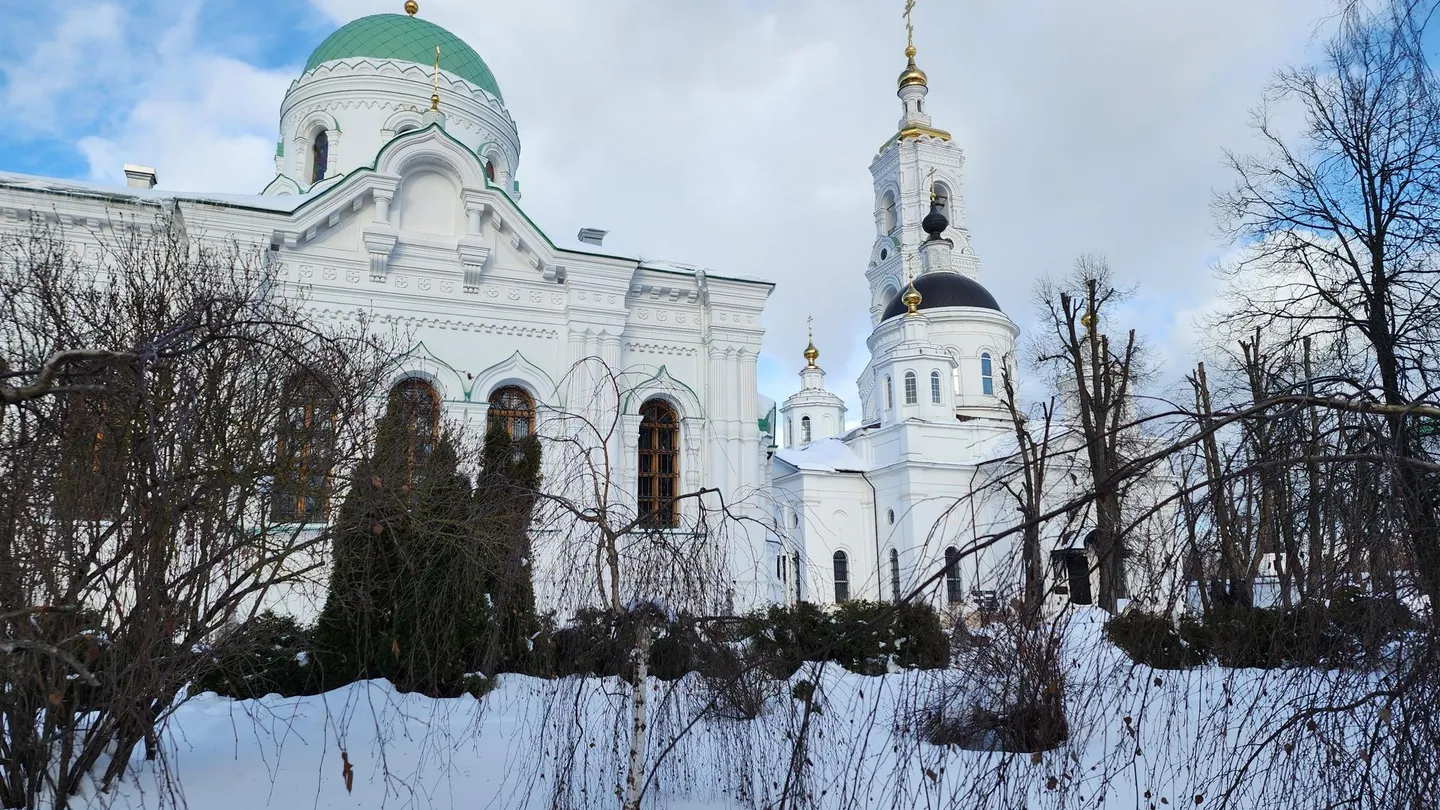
[0, 6, 775, 611]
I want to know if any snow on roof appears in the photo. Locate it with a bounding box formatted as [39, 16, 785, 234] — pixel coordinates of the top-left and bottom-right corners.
[638, 258, 772, 286]
[0, 171, 318, 214]
[773, 437, 870, 473]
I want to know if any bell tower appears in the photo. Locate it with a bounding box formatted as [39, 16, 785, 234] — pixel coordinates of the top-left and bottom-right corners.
[865, 1, 982, 325]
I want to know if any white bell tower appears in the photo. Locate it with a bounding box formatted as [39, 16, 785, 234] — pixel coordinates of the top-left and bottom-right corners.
[865, 4, 983, 326]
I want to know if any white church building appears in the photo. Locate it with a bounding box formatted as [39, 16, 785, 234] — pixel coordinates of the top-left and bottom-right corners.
[767, 37, 1178, 615]
[0, 5, 1166, 617]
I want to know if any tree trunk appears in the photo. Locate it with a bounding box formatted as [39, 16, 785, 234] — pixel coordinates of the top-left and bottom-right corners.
[622, 624, 652, 810]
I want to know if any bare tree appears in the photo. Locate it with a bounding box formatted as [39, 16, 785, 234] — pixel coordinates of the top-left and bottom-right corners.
[0, 216, 393, 808]
[1034, 257, 1146, 613]
[1216, 0, 1440, 602]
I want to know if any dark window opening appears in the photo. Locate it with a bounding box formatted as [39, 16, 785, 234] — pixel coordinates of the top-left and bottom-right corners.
[487, 385, 534, 440]
[311, 130, 329, 183]
[638, 399, 680, 528]
[273, 373, 337, 523]
[944, 546, 962, 604]
[833, 551, 850, 602]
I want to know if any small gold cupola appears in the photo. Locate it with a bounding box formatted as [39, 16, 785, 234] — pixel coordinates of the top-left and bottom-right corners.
[898, 44, 928, 91]
[804, 315, 820, 368]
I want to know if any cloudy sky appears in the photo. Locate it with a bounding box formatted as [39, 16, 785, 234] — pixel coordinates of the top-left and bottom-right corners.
[0, 0, 1329, 412]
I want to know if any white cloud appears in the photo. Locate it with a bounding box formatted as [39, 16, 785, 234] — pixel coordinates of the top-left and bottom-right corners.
[1, 2, 129, 133]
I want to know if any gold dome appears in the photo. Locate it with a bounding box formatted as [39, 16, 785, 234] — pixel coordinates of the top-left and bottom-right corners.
[804, 340, 820, 368]
[898, 45, 927, 90]
[404, 0, 419, 15]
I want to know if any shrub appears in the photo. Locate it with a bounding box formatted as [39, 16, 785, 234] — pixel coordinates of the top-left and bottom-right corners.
[194, 613, 318, 699]
[703, 667, 780, 721]
[919, 615, 1067, 753]
[737, 600, 949, 677]
[1104, 611, 1212, 669]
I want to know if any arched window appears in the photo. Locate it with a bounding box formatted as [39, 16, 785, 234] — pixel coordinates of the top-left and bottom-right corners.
[889, 548, 902, 602]
[879, 190, 897, 233]
[638, 399, 679, 528]
[311, 130, 329, 184]
[903, 371, 918, 405]
[484, 159, 496, 182]
[391, 378, 440, 473]
[786, 418, 793, 447]
[945, 546, 963, 604]
[800, 415, 812, 444]
[886, 508, 895, 525]
[274, 373, 337, 522]
[56, 373, 135, 521]
[930, 370, 943, 404]
[981, 353, 995, 396]
[487, 385, 534, 440]
[833, 551, 850, 603]
[884, 376, 894, 409]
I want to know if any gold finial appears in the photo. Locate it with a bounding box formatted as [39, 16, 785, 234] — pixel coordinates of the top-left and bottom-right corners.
[804, 315, 819, 368]
[928, 167, 937, 201]
[404, 0, 419, 16]
[898, 0, 928, 90]
[430, 45, 441, 111]
[1081, 311, 1097, 333]
[902, 259, 923, 315]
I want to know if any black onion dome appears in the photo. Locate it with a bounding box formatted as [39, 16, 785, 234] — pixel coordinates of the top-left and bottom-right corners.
[921, 199, 948, 239]
[881, 273, 1002, 320]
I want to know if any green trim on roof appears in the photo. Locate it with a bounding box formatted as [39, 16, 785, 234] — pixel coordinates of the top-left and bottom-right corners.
[304, 14, 503, 102]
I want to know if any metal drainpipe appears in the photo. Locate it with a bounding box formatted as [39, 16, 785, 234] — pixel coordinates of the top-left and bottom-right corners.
[860, 470, 884, 602]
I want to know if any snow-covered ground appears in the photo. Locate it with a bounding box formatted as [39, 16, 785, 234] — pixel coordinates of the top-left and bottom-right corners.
[77, 608, 1389, 809]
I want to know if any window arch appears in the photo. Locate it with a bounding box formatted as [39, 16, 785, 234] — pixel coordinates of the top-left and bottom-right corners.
[311, 130, 329, 183]
[395, 122, 418, 135]
[487, 385, 534, 440]
[903, 371, 918, 405]
[981, 353, 995, 396]
[484, 159, 496, 182]
[274, 373, 337, 522]
[786, 417, 793, 447]
[637, 399, 680, 528]
[930, 370, 943, 404]
[889, 548, 901, 602]
[391, 378, 440, 473]
[884, 376, 894, 410]
[945, 546, 963, 604]
[800, 415, 812, 444]
[879, 190, 897, 234]
[833, 551, 850, 603]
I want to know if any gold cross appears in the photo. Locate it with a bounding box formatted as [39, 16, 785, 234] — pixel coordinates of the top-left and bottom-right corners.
[807, 314, 814, 341]
[903, 0, 917, 50]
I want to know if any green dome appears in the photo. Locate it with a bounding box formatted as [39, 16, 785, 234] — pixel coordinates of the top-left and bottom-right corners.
[304, 14, 503, 102]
